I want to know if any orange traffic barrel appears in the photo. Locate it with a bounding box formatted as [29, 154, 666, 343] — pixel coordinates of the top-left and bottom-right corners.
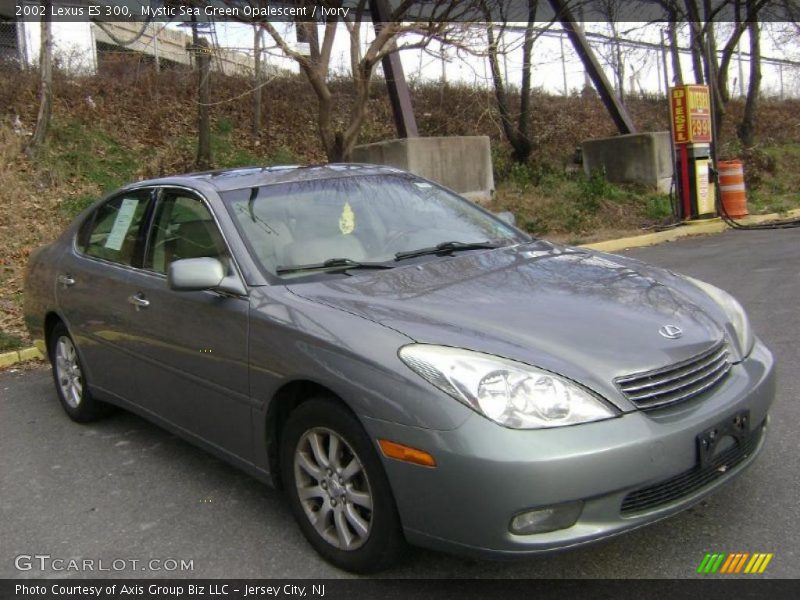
[718, 160, 748, 218]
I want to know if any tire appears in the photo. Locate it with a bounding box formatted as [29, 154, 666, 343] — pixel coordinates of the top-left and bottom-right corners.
[48, 322, 111, 423]
[280, 397, 405, 573]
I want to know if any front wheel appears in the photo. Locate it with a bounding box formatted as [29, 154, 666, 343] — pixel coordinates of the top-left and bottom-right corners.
[280, 398, 405, 573]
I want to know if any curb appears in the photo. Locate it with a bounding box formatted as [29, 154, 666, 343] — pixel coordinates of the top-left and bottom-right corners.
[2, 210, 798, 371]
[0, 347, 44, 369]
[580, 208, 800, 253]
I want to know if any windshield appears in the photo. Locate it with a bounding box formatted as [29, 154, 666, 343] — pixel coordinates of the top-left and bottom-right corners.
[222, 174, 525, 278]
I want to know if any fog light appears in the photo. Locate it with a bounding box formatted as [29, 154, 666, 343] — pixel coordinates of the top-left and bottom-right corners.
[509, 501, 583, 535]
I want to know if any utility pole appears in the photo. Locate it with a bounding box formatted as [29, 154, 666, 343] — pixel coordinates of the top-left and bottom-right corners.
[560, 34, 568, 95]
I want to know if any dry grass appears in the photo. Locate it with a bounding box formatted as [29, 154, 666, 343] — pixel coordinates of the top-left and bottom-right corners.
[0, 125, 82, 347]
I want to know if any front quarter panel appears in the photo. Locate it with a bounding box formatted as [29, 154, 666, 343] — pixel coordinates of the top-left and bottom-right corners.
[247, 285, 474, 435]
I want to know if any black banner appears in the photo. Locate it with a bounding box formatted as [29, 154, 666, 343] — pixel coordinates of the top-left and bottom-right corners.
[3, 580, 800, 600]
[6, 0, 800, 23]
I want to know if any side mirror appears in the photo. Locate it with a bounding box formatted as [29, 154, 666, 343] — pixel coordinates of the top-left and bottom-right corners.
[168, 257, 225, 292]
[495, 211, 516, 227]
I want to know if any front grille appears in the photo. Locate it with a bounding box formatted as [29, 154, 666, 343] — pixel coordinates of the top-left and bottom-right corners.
[615, 340, 731, 410]
[620, 422, 764, 515]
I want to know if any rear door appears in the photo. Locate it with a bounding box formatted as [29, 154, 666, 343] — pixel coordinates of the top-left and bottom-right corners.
[123, 188, 253, 461]
[55, 188, 154, 402]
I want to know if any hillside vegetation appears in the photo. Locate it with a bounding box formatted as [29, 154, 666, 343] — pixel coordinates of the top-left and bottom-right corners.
[2, 66, 799, 349]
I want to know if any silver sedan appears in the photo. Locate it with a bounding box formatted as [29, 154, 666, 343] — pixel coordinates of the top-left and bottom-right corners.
[24, 165, 774, 573]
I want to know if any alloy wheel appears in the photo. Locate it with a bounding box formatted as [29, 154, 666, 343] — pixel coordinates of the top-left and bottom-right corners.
[54, 336, 83, 408]
[293, 427, 373, 551]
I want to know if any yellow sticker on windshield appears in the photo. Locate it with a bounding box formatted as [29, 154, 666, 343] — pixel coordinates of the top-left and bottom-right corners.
[339, 202, 355, 235]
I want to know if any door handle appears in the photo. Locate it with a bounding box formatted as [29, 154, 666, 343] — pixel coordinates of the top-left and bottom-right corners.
[57, 274, 75, 288]
[127, 293, 150, 311]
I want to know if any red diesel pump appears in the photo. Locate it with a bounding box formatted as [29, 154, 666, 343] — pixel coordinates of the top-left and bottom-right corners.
[669, 85, 716, 220]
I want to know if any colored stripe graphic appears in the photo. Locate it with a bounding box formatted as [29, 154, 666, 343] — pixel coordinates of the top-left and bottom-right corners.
[734, 553, 750, 573]
[719, 553, 737, 573]
[698, 552, 773, 574]
[711, 554, 726, 573]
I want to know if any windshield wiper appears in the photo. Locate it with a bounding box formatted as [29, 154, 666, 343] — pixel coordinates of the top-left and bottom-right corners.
[394, 240, 501, 262]
[276, 258, 395, 275]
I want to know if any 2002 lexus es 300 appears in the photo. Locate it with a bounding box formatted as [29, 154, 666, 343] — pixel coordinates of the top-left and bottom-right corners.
[25, 164, 774, 573]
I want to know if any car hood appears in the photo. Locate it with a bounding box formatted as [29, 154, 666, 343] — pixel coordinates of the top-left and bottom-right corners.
[286, 241, 730, 410]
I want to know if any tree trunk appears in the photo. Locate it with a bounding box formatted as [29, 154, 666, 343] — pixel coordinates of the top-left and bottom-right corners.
[689, 26, 705, 83]
[194, 33, 212, 170]
[614, 38, 625, 101]
[252, 25, 262, 136]
[683, 1, 705, 83]
[717, 23, 747, 105]
[485, 2, 536, 166]
[515, 0, 537, 163]
[314, 83, 337, 162]
[738, 9, 761, 148]
[28, 1, 53, 154]
[339, 66, 373, 162]
[486, 25, 521, 160]
[667, 18, 683, 85]
[701, 0, 720, 85]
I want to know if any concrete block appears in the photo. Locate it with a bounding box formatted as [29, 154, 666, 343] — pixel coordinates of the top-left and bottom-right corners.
[0, 351, 19, 368]
[582, 132, 674, 190]
[18, 347, 44, 362]
[352, 136, 494, 204]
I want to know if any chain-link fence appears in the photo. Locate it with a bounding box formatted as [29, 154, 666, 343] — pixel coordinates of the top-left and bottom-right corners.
[0, 16, 24, 67]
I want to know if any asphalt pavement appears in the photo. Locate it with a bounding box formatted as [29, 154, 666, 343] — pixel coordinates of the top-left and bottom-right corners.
[1, 228, 798, 579]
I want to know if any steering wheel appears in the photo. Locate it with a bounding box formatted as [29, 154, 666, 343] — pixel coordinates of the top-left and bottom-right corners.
[379, 229, 415, 255]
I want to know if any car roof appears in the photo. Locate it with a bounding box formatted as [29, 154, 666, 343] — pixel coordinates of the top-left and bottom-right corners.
[122, 163, 410, 194]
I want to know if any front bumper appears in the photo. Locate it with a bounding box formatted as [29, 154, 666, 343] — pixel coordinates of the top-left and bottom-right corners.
[362, 339, 775, 558]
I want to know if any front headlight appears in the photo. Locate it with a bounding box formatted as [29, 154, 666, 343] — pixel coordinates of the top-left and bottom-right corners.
[398, 345, 617, 429]
[683, 276, 754, 361]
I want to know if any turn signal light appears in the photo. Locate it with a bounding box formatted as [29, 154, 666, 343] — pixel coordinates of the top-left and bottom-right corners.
[378, 439, 436, 467]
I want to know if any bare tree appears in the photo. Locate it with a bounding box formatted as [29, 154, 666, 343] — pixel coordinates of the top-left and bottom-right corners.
[666, 16, 684, 85]
[252, 22, 263, 136]
[482, 0, 545, 164]
[190, 21, 212, 170]
[260, 1, 470, 162]
[27, 0, 53, 154]
[597, 0, 627, 101]
[738, 0, 761, 147]
[683, 2, 706, 83]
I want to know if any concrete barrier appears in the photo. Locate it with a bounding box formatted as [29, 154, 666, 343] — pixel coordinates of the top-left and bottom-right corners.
[352, 136, 495, 204]
[582, 131, 674, 193]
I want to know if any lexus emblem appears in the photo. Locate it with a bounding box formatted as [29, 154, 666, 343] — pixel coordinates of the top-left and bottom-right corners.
[659, 325, 683, 339]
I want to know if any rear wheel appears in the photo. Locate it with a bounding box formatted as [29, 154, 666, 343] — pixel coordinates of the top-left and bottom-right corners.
[49, 322, 111, 422]
[281, 397, 405, 573]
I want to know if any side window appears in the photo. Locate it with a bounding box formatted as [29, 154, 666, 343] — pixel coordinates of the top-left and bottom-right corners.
[146, 192, 229, 275]
[83, 191, 151, 265]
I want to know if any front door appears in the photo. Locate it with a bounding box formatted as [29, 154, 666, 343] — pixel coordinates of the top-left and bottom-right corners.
[124, 188, 252, 461]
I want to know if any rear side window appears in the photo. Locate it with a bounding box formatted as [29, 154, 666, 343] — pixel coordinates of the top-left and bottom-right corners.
[82, 190, 152, 265]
